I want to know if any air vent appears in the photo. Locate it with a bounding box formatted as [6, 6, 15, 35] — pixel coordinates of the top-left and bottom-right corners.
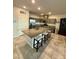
[20, 11, 26, 14]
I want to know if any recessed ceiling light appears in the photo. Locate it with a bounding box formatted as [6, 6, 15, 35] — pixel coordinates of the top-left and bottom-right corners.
[48, 12, 52, 15]
[37, 7, 41, 10]
[32, 0, 35, 4]
[41, 13, 44, 15]
[23, 6, 26, 9]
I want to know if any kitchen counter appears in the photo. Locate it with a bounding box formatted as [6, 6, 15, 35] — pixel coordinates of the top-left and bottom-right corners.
[22, 27, 48, 38]
[22, 27, 49, 48]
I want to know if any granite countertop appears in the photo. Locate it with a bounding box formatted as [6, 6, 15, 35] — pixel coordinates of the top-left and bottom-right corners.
[22, 27, 48, 38]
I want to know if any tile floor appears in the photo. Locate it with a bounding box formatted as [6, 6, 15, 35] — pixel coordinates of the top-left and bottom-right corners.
[13, 33, 66, 59]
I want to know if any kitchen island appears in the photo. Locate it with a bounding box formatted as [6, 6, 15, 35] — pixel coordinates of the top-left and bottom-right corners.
[22, 27, 49, 49]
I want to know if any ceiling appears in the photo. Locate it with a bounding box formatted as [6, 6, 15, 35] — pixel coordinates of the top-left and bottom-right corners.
[13, 0, 66, 16]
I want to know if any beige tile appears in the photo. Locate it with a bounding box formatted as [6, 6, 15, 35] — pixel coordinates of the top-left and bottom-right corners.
[13, 33, 66, 59]
[39, 53, 51, 59]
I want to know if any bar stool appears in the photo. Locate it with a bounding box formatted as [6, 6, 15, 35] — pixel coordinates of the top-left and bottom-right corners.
[47, 31, 51, 38]
[33, 34, 43, 52]
[43, 32, 48, 43]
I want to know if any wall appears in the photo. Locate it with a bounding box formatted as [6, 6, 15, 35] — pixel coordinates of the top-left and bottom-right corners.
[49, 15, 66, 33]
[13, 7, 29, 38]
